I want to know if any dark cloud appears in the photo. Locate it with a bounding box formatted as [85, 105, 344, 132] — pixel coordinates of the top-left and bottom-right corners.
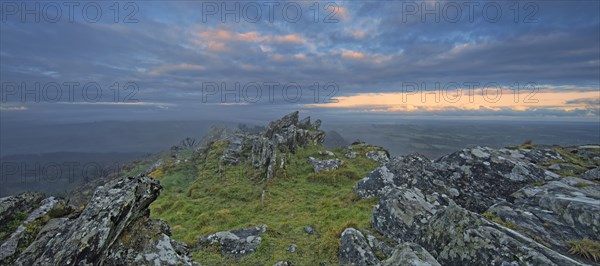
[1, 0, 598, 122]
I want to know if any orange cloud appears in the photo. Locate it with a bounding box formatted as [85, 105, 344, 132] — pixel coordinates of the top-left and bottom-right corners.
[192, 29, 306, 51]
[339, 50, 393, 64]
[306, 88, 600, 114]
[341, 50, 366, 59]
[294, 53, 307, 60]
[274, 34, 304, 43]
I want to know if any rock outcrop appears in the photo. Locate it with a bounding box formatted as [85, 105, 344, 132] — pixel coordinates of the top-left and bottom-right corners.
[223, 111, 326, 179]
[1, 175, 197, 266]
[344, 145, 600, 265]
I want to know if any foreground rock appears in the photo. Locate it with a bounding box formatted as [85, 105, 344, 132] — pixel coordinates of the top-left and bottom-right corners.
[3, 175, 197, 266]
[344, 145, 600, 265]
[366, 150, 390, 164]
[199, 225, 267, 258]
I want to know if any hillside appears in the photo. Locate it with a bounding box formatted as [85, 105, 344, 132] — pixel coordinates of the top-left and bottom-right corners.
[0, 112, 599, 265]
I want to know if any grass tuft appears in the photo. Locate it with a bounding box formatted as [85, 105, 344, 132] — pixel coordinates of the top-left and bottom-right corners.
[568, 238, 600, 262]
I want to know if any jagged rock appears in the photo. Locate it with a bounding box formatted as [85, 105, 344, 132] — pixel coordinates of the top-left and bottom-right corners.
[354, 145, 595, 265]
[298, 116, 311, 129]
[356, 154, 441, 199]
[13, 175, 195, 266]
[345, 152, 357, 159]
[308, 157, 342, 173]
[339, 228, 380, 266]
[201, 225, 267, 258]
[382, 242, 440, 266]
[364, 231, 394, 258]
[0, 192, 45, 227]
[582, 167, 599, 181]
[366, 151, 390, 163]
[248, 112, 325, 179]
[355, 165, 395, 198]
[433, 146, 557, 212]
[266, 111, 300, 139]
[371, 187, 447, 242]
[221, 133, 244, 165]
[103, 218, 198, 266]
[421, 203, 582, 265]
[313, 119, 321, 130]
[486, 177, 600, 251]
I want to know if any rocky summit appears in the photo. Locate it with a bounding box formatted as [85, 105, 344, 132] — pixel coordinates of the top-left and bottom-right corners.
[1, 112, 599, 265]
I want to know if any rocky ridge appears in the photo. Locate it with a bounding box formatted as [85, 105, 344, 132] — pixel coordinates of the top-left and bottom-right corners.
[1, 112, 598, 265]
[342, 145, 600, 265]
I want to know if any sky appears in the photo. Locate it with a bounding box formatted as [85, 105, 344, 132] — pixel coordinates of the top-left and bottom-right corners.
[1, 0, 599, 123]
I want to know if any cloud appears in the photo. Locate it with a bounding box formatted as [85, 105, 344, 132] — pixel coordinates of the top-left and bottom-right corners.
[0, 1, 598, 122]
[306, 87, 600, 115]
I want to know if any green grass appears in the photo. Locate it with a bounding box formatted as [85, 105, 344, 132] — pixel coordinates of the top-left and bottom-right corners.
[0, 211, 28, 241]
[574, 182, 592, 188]
[533, 146, 600, 177]
[568, 238, 600, 262]
[506, 140, 535, 150]
[482, 212, 520, 231]
[149, 142, 382, 265]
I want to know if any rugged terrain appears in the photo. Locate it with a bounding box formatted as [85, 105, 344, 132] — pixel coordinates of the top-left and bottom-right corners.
[1, 112, 599, 265]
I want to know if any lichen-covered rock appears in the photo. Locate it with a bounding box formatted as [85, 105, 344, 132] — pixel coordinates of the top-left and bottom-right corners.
[339, 228, 380, 266]
[371, 188, 447, 242]
[0, 197, 57, 261]
[486, 177, 600, 252]
[104, 217, 198, 266]
[354, 144, 595, 265]
[421, 203, 582, 265]
[249, 111, 325, 179]
[13, 175, 196, 266]
[0, 192, 45, 227]
[308, 157, 342, 173]
[582, 167, 599, 181]
[200, 225, 267, 258]
[221, 133, 245, 166]
[366, 151, 390, 164]
[382, 242, 440, 266]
